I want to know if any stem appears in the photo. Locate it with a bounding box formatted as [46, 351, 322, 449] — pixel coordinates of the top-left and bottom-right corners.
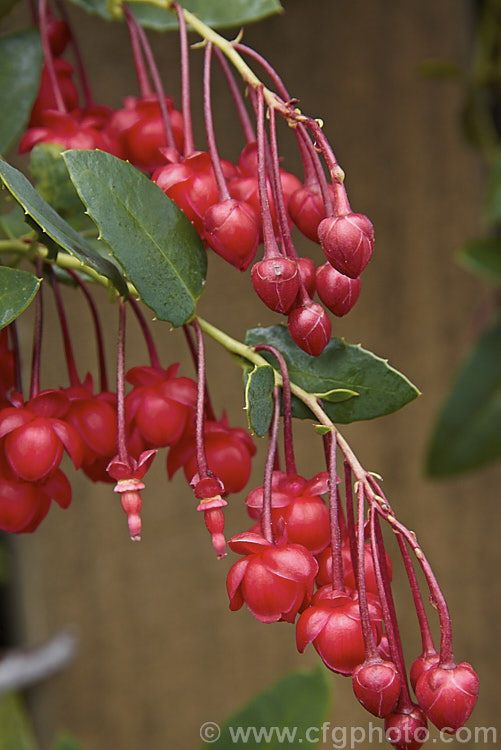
[296, 123, 334, 216]
[50, 268, 80, 387]
[66, 270, 108, 393]
[397, 536, 437, 657]
[123, 4, 152, 97]
[253, 344, 296, 475]
[128, 297, 161, 370]
[214, 47, 254, 144]
[116, 300, 129, 464]
[203, 42, 230, 201]
[268, 105, 297, 259]
[125, 5, 177, 152]
[29, 259, 44, 400]
[356, 483, 378, 658]
[39, 0, 66, 113]
[261, 385, 281, 544]
[344, 462, 358, 583]
[256, 87, 282, 257]
[191, 319, 209, 479]
[234, 43, 291, 101]
[182, 324, 216, 421]
[376, 507, 455, 667]
[369, 508, 412, 706]
[327, 429, 345, 591]
[9, 322, 23, 396]
[175, 3, 195, 156]
[55, 0, 94, 107]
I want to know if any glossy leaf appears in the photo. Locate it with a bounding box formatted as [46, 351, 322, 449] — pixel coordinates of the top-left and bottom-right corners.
[67, 0, 282, 30]
[63, 149, 207, 327]
[0, 693, 39, 750]
[29, 144, 88, 228]
[206, 666, 331, 749]
[458, 237, 501, 284]
[426, 317, 501, 476]
[0, 267, 40, 329]
[0, 159, 128, 295]
[0, 29, 42, 155]
[244, 364, 275, 437]
[245, 325, 420, 423]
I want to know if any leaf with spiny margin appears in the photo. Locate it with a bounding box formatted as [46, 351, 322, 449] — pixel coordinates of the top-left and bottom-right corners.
[29, 144, 91, 231]
[0, 267, 40, 329]
[67, 0, 282, 30]
[0, 29, 42, 154]
[206, 666, 331, 750]
[458, 237, 501, 284]
[244, 325, 420, 423]
[63, 149, 207, 327]
[0, 159, 128, 295]
[244, 364, 275, 437]
[426, 316, 501, 476]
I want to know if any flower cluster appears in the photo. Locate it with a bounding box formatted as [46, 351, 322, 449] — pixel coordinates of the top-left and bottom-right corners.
[0, 289, 254, 539]
[3, 4, 480, 748]
[20, 1, 374, 357]
[224, 358, 478, 749]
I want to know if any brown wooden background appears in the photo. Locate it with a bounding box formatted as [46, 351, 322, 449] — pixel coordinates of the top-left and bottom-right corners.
[4, 0, 501, 748]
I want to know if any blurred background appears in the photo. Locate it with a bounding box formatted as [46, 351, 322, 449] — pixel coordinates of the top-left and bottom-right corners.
[1, 0, 500, 748]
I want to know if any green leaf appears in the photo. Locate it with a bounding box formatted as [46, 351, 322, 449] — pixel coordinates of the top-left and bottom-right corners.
[314, 425, 332, 435]
[66, 0, 282, 30]
[0, 29, 42, 155]
[312, 388, 359, 403]
[0, 267, 40, 328]
[458, 237, 501, 284]
[0, 158, 127, 296]
[51, 734, 84, 750]
[426, 317, 501, 476]
[29, 144, 89, 229]
[244, 364, 275, 437]
[486, 150, 501, 225]
[0, 693, 39, 750]
[63, 149, 207, 327]
[207, 666, 331, 749]
[0, 205, 30, 239]
[245, 325, 420, 424]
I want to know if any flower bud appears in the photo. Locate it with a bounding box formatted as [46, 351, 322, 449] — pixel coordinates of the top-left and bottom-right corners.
[352, 659, 401, 717]
[251, 257, 300, 313]
[415, 662, 479, 733]
[288, 301, 331, 356]
[318, 213, 374, 278]
[316, 262, 361, 316]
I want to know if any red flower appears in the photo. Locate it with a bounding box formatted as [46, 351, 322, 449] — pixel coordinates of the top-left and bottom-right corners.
[226, 531, 318, 623]
[126, 363, 197, 448]
[167, 414, 256, 494]
[296, 585, 383, 675]
[0, 390, 83, 482]
[245, 470, 330, 554]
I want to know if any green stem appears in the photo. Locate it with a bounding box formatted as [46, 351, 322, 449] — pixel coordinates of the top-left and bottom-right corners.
[196, 315, 378, 500]
[0, 239, 137, 295]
